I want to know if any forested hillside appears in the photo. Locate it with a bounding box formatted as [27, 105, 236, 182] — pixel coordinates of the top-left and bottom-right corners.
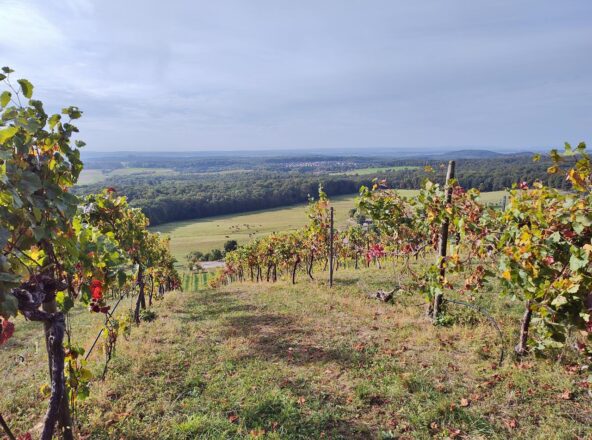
[75, 156, 569, 225]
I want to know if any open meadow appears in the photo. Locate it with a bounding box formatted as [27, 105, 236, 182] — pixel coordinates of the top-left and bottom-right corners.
[77, 168, 178, 185]
[154, 191, 507, 263]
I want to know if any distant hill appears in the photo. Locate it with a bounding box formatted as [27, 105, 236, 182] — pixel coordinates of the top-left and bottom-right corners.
[426, 149, 534, 160]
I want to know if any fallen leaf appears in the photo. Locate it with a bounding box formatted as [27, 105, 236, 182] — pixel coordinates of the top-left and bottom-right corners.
[449, 428, 462, 438]
[504, 419, 517, 429]
[387, 418, 398, 428]
[460, 398, 470, 407]
[249, 428, 265, 437]
[354, 343, 366, 352]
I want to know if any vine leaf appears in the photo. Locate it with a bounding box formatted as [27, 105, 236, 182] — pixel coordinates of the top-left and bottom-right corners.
[17, 79, 34, 99]
[0, 91, 10, 107]
[0, 126, 18, 143]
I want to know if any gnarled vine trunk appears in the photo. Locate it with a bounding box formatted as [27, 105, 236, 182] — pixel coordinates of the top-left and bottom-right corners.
[148, 274, 154, 306]
[13, 275, 71, 440]
[515, 300, 532, 356]
[291, 256, 301, 284]
[307, 254, 314, 280]
[42, 299, 73, 440]
[134, 265, 145, 324]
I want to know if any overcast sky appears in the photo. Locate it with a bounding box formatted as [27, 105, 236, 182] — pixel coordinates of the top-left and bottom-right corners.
[1, 0, 591, 152]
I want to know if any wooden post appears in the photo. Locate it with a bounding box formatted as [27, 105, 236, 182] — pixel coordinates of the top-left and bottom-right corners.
[329, 207, 334, 287]
[432, 160, 455, 320]
[0, 414, 16, 440]
[501, 195, 507, 211]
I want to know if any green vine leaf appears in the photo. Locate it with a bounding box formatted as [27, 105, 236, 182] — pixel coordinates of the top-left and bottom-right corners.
[0, 91, 10, 107]
[0, 126, 19, 144]
[17, 79, 34, 99]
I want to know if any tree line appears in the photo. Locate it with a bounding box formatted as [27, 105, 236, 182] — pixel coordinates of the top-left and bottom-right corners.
[75, 156, 569, 226]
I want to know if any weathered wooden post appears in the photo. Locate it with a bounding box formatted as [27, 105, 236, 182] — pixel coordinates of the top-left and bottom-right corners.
[501, 195, 507, 211]
[0, 414, 16, 440]
[329, 207, 334, 287]
[432, 160, 455, 320]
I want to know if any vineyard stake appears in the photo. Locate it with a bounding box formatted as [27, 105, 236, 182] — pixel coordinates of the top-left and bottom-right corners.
[84, 293, 127, 361]
[0, 414, 16, 440]
[432, 160, 455, 320]
[329, 207, 334, 287]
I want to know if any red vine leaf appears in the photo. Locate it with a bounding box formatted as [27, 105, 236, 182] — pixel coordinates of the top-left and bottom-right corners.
[0, 318, 15, 346]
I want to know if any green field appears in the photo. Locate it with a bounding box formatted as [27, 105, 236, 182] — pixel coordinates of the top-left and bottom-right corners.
[77, 167, 177, 185]
[334, 166, 420, 176]
[153, 194, 364, 262]
[154, 190, 507, 263]
[77, 169, 106, 185]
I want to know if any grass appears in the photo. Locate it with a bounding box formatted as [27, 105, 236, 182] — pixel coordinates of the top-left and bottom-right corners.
[1, 265, 590, 439]
[77, 169, 106, 185]
[154, 191, 508, 263]
[108, 167, 178, 177]
[77, 168, 177, 186]
[153, 194, 362, 261]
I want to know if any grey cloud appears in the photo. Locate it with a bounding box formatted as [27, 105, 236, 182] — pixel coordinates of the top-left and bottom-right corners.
[0, 0, 590, 151]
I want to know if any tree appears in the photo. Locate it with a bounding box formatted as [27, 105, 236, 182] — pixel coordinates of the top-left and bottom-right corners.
[210, 248, 223, 260]
[224, 239, 238, 253]
[186, 251, 205, 272]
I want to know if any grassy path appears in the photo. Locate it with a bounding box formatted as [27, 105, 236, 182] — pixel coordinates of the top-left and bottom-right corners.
[80, 269, 590, 438]
[2, 268, 590, 438]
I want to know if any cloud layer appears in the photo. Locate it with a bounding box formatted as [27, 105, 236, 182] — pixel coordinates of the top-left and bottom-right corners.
[1, 0, 591, 151]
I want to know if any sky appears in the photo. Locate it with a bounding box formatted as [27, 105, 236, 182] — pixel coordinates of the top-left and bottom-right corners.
[0, 0, 591, 152]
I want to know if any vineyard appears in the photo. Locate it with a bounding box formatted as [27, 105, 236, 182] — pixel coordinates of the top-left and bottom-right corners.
[1, 70, 592, 439]
[216, 146, 592, 368]
[0, 71, 181, 439]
